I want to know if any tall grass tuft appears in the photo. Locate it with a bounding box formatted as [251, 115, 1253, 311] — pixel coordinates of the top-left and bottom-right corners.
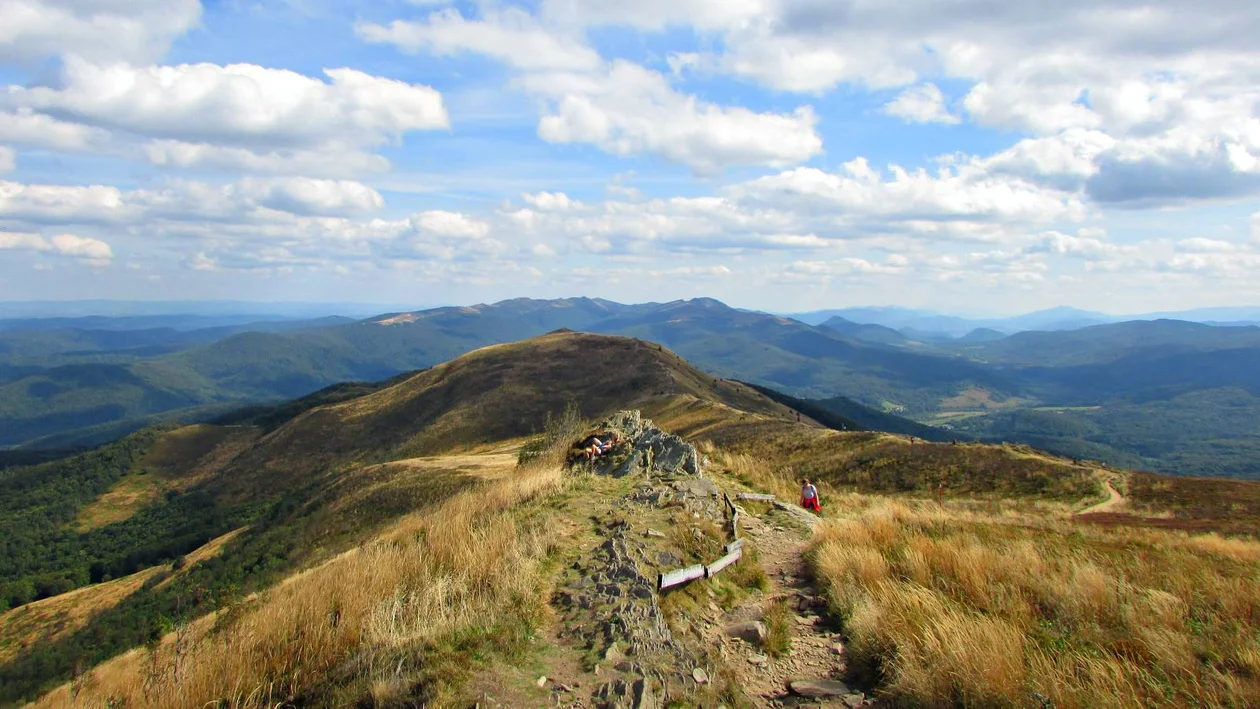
[807, 499, 1260, 708]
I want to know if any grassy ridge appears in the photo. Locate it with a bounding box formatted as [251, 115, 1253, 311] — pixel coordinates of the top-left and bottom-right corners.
[0, 332, 796, 701]
[696, 420, 1100, 501]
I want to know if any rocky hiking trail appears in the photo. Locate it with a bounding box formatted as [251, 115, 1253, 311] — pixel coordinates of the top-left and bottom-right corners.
[466, 411, 872, 709]
[709, 507, 868, 708]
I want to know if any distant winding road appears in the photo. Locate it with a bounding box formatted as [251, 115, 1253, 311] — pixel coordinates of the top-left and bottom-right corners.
[1077, 477, 1124, 516]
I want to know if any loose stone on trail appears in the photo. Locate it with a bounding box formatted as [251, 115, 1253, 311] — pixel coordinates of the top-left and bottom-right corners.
[789, 679, 854, 698]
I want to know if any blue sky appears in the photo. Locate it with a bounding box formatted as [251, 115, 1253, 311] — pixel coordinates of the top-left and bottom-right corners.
[2, 0, 1259, 314]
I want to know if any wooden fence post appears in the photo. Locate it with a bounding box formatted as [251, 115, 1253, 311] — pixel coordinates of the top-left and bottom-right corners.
[705, 548, 742, 578]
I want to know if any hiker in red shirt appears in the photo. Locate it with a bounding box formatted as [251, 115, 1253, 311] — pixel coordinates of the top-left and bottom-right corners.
[800, 478, 821, 512]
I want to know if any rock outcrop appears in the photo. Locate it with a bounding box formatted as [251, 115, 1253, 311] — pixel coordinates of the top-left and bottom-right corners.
[553, 411, 732, 708]
[590, 411, 704, 479]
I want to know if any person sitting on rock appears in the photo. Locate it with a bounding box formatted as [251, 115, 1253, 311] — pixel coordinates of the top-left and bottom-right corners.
[800, 478, 821, 513]
[600, 432, 622, 453]
[585, 437, 604, 460]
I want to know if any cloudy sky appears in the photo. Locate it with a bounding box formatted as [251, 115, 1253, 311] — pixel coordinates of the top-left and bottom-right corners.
[1, 0, 1259, 314]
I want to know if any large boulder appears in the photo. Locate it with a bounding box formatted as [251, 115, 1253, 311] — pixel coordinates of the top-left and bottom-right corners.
[593, 410, 703, 479]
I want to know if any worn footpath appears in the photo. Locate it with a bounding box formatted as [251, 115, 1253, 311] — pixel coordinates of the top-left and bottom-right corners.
[468, 410, 873, 708]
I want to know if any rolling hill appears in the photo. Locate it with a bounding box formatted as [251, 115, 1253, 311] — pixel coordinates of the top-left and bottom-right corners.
[817, 315, 909, 345]
[0, 331, 804, 701]
[6, 331, 1257, 707]
[0, 298, 1006, 449]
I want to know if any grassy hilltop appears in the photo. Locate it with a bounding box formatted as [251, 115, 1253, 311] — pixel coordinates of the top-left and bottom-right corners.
[2, 332, 1258, 707]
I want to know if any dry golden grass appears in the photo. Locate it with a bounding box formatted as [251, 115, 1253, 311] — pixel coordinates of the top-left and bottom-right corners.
[73, 470, 167, 530]
[74, 424, 258, 530]
[693, 414, 1102, 503]
[361, 449, 520, 483]
[35, 453, 572, 708]
[0, 567, 167, 665]
[939, 386, 1030, 411]
[808, 499, 1260, 708]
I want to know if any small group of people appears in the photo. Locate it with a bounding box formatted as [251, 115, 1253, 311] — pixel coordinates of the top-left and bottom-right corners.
[800, 478, 821, 513]
[579, 431, 622, 461]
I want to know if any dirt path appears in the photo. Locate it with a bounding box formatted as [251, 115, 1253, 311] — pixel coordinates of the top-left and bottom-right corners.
[1077, 477, 1124, 516]
[709, 505, 868, 708]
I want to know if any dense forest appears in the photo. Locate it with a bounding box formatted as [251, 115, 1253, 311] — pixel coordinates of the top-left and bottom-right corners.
[949, 388, 1260, 478]
[0, 429, 248, 611]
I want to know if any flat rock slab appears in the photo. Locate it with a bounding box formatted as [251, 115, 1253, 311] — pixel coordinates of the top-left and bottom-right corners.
[674, 477, 720, 498]
[772, 500, 821, 529]
[790, 679, 854, 698]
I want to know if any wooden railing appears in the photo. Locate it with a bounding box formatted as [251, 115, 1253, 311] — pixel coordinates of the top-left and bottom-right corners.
[657, 491, 776, 592]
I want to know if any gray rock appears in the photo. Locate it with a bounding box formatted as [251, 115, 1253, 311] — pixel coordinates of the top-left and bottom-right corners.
[842, 693, 866, 708]
[632, 678, 661, 709]
[748, 653, 769, 665]
[725, 621, 768, 644]
[644, 528, 666, 538]
[674, 477, 719, 498]
[789, 680, 853, 698]
[692, 667, 709, 684]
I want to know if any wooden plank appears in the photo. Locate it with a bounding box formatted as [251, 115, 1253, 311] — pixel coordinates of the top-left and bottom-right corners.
[731, 510, 740, 537]
[736, 493, 776, 502]
[658, 564, 706, 591]
[705, 548, 743, 578]
[725, 539, 745, 554]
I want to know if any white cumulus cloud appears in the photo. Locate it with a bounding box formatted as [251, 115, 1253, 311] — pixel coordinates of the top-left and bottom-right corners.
[7, 59, 449, 152]
[884, 83, 959, 124]
[413, 210, 492, 239]
[0, 177, 385, 226]
[521, 191, 581, 211]
[356, 7, 602, 72]
[529, 61, 822, 174]
[0, 0, 201, 65]
[360, 8, 822, 173]
[0, 229, 112, 264]
[142, 140, 392, 177]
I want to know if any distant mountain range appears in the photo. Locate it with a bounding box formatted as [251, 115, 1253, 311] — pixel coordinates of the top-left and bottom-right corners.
[2, 297, 1260, 478]
[792, 305, 1260, 339]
